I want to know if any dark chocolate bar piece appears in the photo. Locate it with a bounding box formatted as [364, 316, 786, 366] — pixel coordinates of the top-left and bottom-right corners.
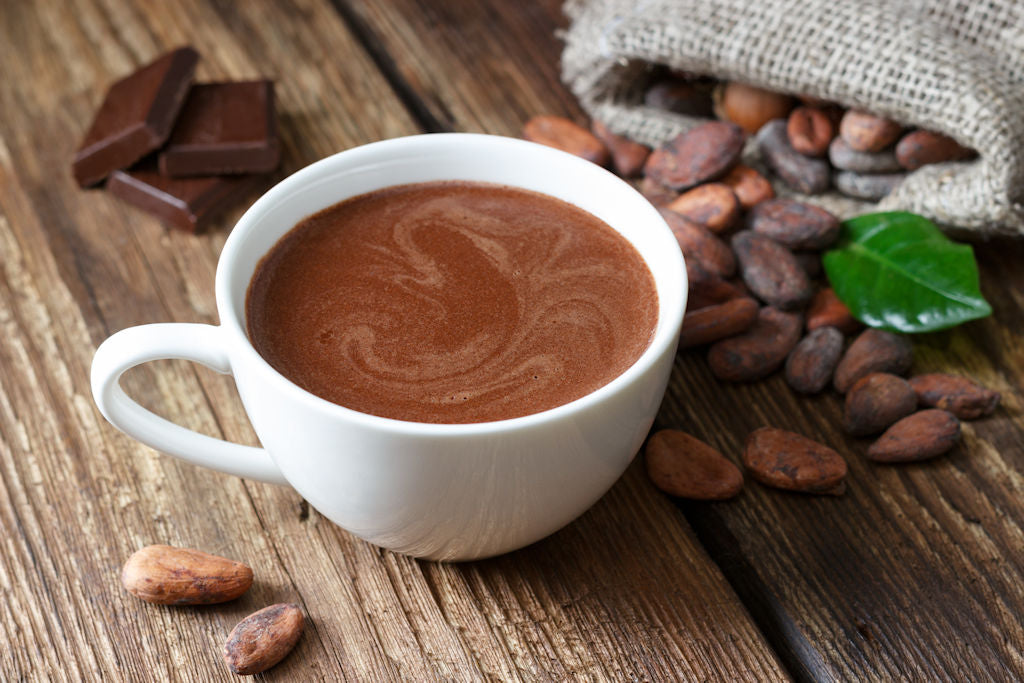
[107, 160, 262, 233]
[158, 81, 280, 177]
[72, 47, 199, 187]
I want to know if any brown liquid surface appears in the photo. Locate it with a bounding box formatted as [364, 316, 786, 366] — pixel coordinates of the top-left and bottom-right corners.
[246, 181, 658, 423]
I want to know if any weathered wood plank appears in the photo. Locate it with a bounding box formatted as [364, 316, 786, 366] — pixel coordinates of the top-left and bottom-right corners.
[341, 0, 1024, 680]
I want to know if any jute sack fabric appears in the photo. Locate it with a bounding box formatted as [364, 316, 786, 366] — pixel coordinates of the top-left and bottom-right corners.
[561, 0, 1024, 237]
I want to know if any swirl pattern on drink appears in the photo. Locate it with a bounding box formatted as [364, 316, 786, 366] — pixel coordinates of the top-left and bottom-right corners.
[246, 181, 658, 423]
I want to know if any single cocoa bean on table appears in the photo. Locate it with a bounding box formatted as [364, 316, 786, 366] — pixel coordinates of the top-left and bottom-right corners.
[867, 409, 961, 463]
[121, 545, 254, 605]
[644, 121, 745, 190]
[747, 198, 840, 250]
[645, 429, 744, 500]
[895, 130, 975, 171]
[833, 170, 906, 201]
[843, 372, 918, 436]
[784, 326, 844, 394]
[756, 119, 831, 194]
[660, 208, 736, 278]
[666, 183, 740, 233]
[806, 287, 860, 334]
[591, 120, 650, 177]
[716, 82, 794, 135]
[908, 373, 1000, 419]
[224, 603, 305, 675]
[720, 164, 774, 209]
[522, 116, 609, 166]
[828, 137, 903, 173]
[743, 427, 847, 495]
[839, 110, 902, 152]
[707, 307, 803, 381]
[731, 231, 813, 310]
[834, 328, 913, 393]
[787, 106, 835, 157]
[680, 296, 759, 348]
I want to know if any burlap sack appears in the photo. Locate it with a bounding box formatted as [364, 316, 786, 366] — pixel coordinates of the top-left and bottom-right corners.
[562, 0, 1024, 237]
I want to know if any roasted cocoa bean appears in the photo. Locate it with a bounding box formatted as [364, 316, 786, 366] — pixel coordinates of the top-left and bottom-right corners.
[644, 121, 745, 190]
[639, 176, 678, 207]
[833, 170, 906, 200]
[644, 79, 716, 118]
[828, 137, 902, 173]
[908, 373, 1000, 419]
[707, 307, 802, 381]
[895, 129, 975, 171]
[680, 297, 759, 348]
[224, 603, 305, 675]
[756, 119, 831, 194]
[784, 326, 844, 394]
[787, 106, 834, 157]
[867, 409, 961, 462]
[806, 287, 860, 334]
[743, 427, 847, 495]
[747, 198, 840, 250]
[522, 116, 609, 166]
[660, 208, 736, 277]
[839, 110, 902, 152]
[592, 120, 651, 177]
[688, 276, 748, 310]
[834, 328, 913, 393]
[843, 372, 918, 436]
[731, 231, 813, 310]
[716, 82, 794, 135]
[645, 430, 743, 500]
[666, 183, 740, 233]
[720, 164, 774, 209]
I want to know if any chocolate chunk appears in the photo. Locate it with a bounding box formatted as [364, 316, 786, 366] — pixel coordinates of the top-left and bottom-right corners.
[73, 47, 199, 187]
[158, 81, 280, 177]
[107, 160, 263, 233]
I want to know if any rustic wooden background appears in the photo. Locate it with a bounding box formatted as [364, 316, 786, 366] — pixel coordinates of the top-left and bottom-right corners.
[0, 1, 1021, 680]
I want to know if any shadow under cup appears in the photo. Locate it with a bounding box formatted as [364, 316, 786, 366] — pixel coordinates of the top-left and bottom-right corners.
[147, 134, 688, 561]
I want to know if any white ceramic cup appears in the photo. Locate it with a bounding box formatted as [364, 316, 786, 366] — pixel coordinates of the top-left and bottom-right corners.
[91, 133, 687, 561]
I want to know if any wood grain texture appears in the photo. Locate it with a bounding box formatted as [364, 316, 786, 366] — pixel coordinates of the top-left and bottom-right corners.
[342, 0, 1024, 680]
[0, 1, 785, 680]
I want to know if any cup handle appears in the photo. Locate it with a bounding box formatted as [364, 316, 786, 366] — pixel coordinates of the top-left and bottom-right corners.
[91, 323, 288, 486]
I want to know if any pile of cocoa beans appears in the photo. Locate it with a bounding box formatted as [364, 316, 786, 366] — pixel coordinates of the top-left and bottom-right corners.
[522, 108, 998, 501]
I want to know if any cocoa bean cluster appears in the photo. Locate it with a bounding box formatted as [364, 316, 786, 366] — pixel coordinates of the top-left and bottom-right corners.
[522, 108, 997, 502]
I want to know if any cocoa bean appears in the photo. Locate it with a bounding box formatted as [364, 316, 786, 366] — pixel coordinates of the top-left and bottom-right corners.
[644, 121, 745, 190]
[688, 276, 748, 311]
[834, 328, 913, 393]
[756, 119, 830, 194]
[747, 198, 840, 250]
[867, 409, 961, 463]
[716, 82, 794, 135]
[645, 430, 743, 500]
[680, 297, 759, 348]
[121, 545, 253, 605]
[743, 427, 847, 495]
[644, 79, 716, 118]
[908, 373, 1000, 419]
[833, 170, 906, 200]
[660, 208, 736, 277]
[794, 252, 822, 279]
[639, 176, 678, 207]
[592, 120, 651, 177]
[895, 129, 975, 171]
[224, 603, 305, 675]
[784, 326, 844, 394]
[522, 116, 609, 166]
[839, 110, 902, 152]
[806, 287, 860, 334]
[666, 183, 740, 233]
[731, 231, 813, 310]
[843, 372, 918, 436]
[828, 137, 902, 173]
[707, 307, 802, 381]
[787, 106, 834, 157]
[720, 164, 774, 209]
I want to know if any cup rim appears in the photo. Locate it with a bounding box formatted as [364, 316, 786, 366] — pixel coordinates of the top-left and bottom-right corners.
[216, 133, 687, 436]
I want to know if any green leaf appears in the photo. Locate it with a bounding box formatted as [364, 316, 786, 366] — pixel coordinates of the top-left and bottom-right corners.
[822, 212, 991, 333]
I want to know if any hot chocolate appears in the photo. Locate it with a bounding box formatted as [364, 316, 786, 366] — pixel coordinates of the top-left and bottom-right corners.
[246, 181, 658, 423]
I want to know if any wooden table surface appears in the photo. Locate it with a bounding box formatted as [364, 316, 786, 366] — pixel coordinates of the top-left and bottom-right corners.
[1, 1, 1022, 680]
